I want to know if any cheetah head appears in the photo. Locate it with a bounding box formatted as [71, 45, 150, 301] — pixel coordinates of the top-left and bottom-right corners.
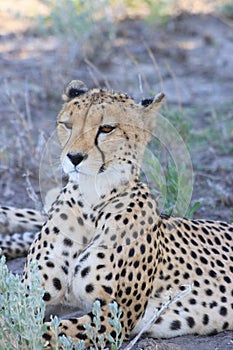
[57, 80, 164, 196]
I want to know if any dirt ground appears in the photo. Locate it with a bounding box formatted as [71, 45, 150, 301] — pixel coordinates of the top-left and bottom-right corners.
[1, 0, 233, 349]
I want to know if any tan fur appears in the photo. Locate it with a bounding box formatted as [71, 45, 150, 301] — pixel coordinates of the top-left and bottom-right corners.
[1, 81, 233, 348]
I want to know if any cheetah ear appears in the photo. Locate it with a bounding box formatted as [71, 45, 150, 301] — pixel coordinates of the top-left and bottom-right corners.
[141, 92, 165, 130]
[62, 80, 89, 102]
[140, 92, 165, 109]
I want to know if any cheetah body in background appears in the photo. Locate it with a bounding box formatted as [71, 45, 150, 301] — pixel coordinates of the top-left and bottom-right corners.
[1, 80, 233, 347]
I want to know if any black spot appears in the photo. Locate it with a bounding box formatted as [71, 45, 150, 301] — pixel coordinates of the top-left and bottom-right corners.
[53, 226, 60, 234]
[220, 285, 226, 293]
[53, 278, 62, 290]
[224, 276, 231, 284]
[200, 256, 208, 264]
[225, 232, 232, 241]
[102, 285, 113, 295]
[60, 213, 68, 220]
[147, 216, 153, 225]
[140, 244, 146, 254]
[61, 265, 68, 275]
[134, 304, 141, 312]
[203, 314, 209, 325]
[46, 261, 55, 268]
[74, 265, 81, 275]
[99, 325, 106, 333]
[128, 272, 133, 281]
[214, 237, 221, 245]
[63, 238, 73, 246]
[216, 259, 224, 268]
[97, 252, 105, 259]
[115, 202, 124, 209]
[219, 306, 227, 316]
[105, 272, 113, 280]
[121, 268, 126, 277]
[209, 270, 217, 278]
[210, 301, 218, 309]
[43, 333, 52, 341]
[77, 201, 84, 209]
[117, 245, 123, 253]
[81, 266, 90, 278]
[191, 251, 197, 259]
[170, 320, 181, 330]
[202, 227, 209, 235]
[125, 287, 131, 295]
[75, 333, 87, 340]
[189, 298, 196, 305]
[186, 317, 195, 328]
[118, 259, 124, 268]
[97, 264, 105, 270]
[123, 218, 129, 225]
[128, 248, 135, 257]
[77, 217, 84, 226]
[196, 267, 203, 276]
[205, 289, 213, 296]
[85, 284, 94, 293]
[43, 292, 51, 301]
[110, 330, 117, 339]
[15, 213, 24, 217]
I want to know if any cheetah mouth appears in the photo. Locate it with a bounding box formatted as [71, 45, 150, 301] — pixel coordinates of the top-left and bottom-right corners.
[98, 164, 106, 173]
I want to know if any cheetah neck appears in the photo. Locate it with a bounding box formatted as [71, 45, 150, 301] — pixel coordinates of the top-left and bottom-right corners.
[68, 165, 140, 209]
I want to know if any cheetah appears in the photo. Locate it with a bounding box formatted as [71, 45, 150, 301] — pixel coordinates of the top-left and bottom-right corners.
[1, 80, 233, 348]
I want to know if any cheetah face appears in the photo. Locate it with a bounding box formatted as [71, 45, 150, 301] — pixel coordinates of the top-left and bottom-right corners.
[57, 81, 164, 196]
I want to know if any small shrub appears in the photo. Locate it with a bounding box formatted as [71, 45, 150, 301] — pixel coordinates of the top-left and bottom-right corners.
[220, 1, 233, 19]
[0, 256, 45, 350]
[230, 209, 233, 223]
[0, 257, 124, 349]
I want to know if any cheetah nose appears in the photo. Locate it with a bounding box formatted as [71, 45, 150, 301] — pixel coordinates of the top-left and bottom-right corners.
[67, 152, 87, 166]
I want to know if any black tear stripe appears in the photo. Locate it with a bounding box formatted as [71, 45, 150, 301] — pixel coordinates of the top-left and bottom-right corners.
[95, 130, 106, 173]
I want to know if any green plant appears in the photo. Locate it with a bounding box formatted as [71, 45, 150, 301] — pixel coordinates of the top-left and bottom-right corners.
[0, 256, 46, 350]
[161, 107, 191, 143]
[106, 301, 124, 350]
[146, 0, 175, 26]
[0, 256, 123, 349]
[219, 1, 233, 19]
[36, 0, 114, 41]
[49, 300, 123, 350]
[230, 209, 233, 224]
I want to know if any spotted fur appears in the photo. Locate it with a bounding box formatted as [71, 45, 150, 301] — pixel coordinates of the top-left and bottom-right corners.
[1, 80, 233, 348]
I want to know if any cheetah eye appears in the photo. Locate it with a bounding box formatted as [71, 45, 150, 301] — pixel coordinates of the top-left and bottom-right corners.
[99, 125, 115, 134]
[60, 122, 73, 130]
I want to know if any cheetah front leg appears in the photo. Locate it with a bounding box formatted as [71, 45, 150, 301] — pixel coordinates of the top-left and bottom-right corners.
[41, 234, 156, 348]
